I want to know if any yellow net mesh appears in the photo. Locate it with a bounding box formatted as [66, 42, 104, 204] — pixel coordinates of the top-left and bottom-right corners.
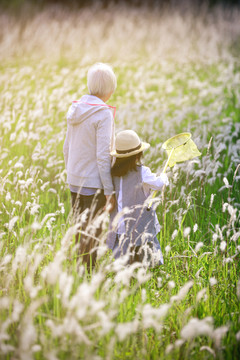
[162, 132, 201, 167]
[147, 132, 201, 209]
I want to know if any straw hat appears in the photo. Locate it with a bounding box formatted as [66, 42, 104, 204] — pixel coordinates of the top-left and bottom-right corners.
[111, 130, 150, 158]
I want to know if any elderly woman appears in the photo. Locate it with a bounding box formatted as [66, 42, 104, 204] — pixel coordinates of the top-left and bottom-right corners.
[63, 62, 117, 271]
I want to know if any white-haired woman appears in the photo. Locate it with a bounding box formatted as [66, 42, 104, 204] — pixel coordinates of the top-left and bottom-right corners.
[63, 62, 117, 271]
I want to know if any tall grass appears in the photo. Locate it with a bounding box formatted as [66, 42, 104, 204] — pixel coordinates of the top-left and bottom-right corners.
[0, 4, 240, 360]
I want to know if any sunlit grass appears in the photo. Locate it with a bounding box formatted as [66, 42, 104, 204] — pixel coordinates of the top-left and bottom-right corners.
[0, 4, 240, 360]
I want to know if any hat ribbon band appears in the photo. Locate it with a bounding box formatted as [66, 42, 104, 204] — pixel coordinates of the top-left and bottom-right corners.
[116, 143, 142, 154]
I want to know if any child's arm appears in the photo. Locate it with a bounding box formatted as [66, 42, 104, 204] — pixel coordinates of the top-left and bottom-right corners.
[142, 166, 169, 195]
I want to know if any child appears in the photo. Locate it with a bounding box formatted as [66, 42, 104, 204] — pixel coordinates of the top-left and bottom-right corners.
[107, 130, 169, 267]
[63, 62, 117, 270]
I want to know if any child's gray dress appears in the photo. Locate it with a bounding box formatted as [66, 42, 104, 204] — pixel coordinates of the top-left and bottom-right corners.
[107, 166, 163, 267]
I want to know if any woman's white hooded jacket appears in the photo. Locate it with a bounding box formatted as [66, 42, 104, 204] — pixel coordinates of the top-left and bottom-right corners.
[63, 95, 115, 195]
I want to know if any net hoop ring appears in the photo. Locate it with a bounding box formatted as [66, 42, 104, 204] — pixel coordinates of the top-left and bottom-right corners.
[162, 132, 192, 150]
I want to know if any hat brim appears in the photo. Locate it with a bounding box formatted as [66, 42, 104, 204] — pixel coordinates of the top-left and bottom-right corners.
[111, 142, 150, 158]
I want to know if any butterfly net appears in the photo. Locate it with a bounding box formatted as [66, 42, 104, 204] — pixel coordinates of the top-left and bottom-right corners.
[162, 132, 201, 167]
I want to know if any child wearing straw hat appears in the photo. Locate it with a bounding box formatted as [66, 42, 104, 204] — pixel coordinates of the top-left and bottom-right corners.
[107, 130, 169, 266]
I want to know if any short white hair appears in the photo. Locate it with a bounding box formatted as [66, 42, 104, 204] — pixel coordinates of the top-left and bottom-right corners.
[87, 63, 117, 98]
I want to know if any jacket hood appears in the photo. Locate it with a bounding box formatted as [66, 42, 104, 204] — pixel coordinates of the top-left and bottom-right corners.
[67, 95, 111, 126]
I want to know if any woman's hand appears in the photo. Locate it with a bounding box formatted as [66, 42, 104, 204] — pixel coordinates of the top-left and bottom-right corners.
[104, 194, 116, 213]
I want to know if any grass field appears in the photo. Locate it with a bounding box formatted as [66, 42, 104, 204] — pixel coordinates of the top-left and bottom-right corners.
[0, 4, 240, 360]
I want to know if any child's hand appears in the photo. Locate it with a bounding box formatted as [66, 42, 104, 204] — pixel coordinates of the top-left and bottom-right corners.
[104, 194, 116, 213]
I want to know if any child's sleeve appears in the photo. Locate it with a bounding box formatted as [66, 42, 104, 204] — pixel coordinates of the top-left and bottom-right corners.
[142, 166, 169, 195]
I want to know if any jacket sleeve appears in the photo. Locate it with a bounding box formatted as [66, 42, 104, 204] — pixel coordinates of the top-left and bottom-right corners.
[63, 126, 69, 169]
[96, 112, 114, 195]
[63, 104, 76, 169]
[66, 103, 78, 122]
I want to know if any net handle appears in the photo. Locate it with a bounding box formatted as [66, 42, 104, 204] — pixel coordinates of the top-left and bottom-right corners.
[162, 147, 174, 174]
[147, 148, 174, 210]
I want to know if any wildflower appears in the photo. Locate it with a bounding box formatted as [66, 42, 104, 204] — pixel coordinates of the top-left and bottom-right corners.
[97, 245, 108, 258]
[115, 319, 139, 341]
[195, 242, 204, 252]
[7, 216, 19, 231]
[48, 188, 57, 194]
[171, 281, 193, 303]
[136, 267, 151, 285]
[209, 193, 215, 208]
[11, 299, 24, 322]
[200, 346, 216, 357]
[165, 344, 174, 354]
[209, 277, 217, 286]
[183, 227, 191, 237]
[19, 318, 36, 354]
[0, 344, 15, 354]
[32, 345, 41, 353]
[212, 233, 218, 243]
[16, 171, 23, 177]
[40, 213, 56, 227]
[0, 230, 6, 240]
[98, 311, 114, 335]
[12, 246, 27, 273]
[184, 307, 192, 317]
[0, 297, 10, 308]
[26, 178, 34, 187]
[119, 289, 129, 302]
[10, 133, 16, 141]
[31, 222, 42, 231]
[15, 200, 22, 206]
[142, 303, 170, 330]
[193, 223, 198, 233]
[223, 177, 231, 188]
[157, 277, 162, 288]
[222, 203, 228, 212]
[0, 254, 12, 269]
[237, 279, 240, 299]
[40, 181, 50, 191]
[141, 288, 147, 302]
[46, 217, 56, 230]
[175, 339, 184, 348]
[195, 266, 203, 279]
[181, 317, 214, 340]
[226, 204, 236, 217]
[168, 281, 175, 289]
[41, 251, 64, 285]
[231, 231, 240, 242]
[212, 325, 229, 348]
[14, 162, 24, 168]
[5, 192, 11, 201]
[236, 331, 240, 341]
[196, 288, 207, 302]
[220, 241, 227, 251]
[30, 204, 41, 215]
[59, 272, 74, 305]
[172, 229, 178, 240]
[165, 245, 171, 254]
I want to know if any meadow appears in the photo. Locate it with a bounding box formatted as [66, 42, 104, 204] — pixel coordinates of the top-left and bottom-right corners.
[0, 3, 240, 359]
